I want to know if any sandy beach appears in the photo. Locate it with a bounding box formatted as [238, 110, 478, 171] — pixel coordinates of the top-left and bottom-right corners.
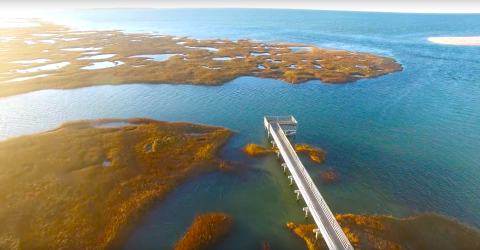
[428, 36, 480, 46]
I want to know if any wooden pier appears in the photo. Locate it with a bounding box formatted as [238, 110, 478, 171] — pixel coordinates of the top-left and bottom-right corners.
[264, 116, 354, 250]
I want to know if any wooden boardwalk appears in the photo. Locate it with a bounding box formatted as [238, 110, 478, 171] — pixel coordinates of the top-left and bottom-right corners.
[265, 116, 354, 250]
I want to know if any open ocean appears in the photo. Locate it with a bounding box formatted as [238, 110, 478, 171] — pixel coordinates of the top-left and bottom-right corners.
[1, 9, 479, 249]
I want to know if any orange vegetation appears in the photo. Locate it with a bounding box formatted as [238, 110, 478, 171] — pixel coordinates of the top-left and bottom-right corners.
[243, 143, 327, 163]
[0, 19, 402, 97]
[243, 143, 274, 156]
[286, 222, 296, 229]
[261, 241, 271, 250]
[294, 144, 327, 163]
[292, 213, 480, 250]
[174, 213, 233, 250]
[0, 118, 234, 249]
[321, 171, 337, 182]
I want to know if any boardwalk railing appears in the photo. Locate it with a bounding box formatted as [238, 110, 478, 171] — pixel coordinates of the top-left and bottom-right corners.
[269, 122, 354, 250]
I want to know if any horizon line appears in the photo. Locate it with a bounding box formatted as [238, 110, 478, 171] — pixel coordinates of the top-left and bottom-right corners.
[68, 7, 480, 14]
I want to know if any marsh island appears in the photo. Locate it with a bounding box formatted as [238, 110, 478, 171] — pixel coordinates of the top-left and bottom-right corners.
[290, 213, 480, 250]
[0, 19, 402, 97]
[0, 118, 233, 249]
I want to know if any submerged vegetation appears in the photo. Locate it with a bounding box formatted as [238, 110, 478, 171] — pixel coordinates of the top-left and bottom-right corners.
[243, 143, 327, 163]
[290, 213, 480, 250]
[0, 19, 402, 97]
[261, 241, 271, 250]
[174, 213, 233, 250]
[320, 170, 338, 182]
[0, 118, 234, 249]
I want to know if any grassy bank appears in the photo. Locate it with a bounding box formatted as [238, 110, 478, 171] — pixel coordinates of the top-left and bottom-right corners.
[174, 213, 233, 250]
[0, 118, 234, 249]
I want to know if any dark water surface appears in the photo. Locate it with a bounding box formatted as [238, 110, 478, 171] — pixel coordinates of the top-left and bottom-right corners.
[1, 9, 480, 249]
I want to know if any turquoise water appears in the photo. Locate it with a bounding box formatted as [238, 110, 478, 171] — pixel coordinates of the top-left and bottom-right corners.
[1, 9, 480, 249]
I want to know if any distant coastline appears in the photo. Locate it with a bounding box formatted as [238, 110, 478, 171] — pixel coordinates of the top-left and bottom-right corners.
[0, 19, 403, 97]
[428, 36, 480, 46]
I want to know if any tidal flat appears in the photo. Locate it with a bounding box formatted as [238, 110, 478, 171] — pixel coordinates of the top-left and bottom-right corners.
[0, 118, 234, 249]
[0, 19, 402, 97]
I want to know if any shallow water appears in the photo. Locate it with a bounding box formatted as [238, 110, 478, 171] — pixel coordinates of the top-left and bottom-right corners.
[212, 57, 232, 60]
[77, 54, 116, 60]
[289, 47, 311, 52]
[186, 46, 219, 52]
[9, 59, 50, 64]
[15, 61, 69, 73]
[61, 47, 102, 51]
[80, 61, 123, 70]
[129, 54, 183, 61]
[2, 8, 480, 249]
[251, 52, 271, 57]
[202, 65, 221, 70]
[4, 74, 50, 82]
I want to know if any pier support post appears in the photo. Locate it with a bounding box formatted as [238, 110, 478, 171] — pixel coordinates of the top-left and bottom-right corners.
[271, 141, 276, 149]
[303, 207, 309, 218]
[294, 190, 301, 201]
[276, 151, 280, 159]
[282, 163, 287, 173]
[313, 229, 320, 239]
[288, 176, 293, 186]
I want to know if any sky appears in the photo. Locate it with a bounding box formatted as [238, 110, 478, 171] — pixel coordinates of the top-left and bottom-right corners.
[0, 0, 479, 17]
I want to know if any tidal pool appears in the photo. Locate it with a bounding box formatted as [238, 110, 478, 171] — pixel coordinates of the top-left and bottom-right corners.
[77, 54, 116, 60]
[202, 65, 221, 70]
[80, 61, 123, 70]
[289, 47, 311, 52]
[212, 57, 232, 61]
[251, 52, 271, 57]
[186, 46, 219, 52]
[4, 74, 50, 83]
[266, 59, 281, 63]
[61, 47, 102, 51]
[16, 62, 70, 73]
[10, 59, 50, 64]
[129, 54, 183, 61]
